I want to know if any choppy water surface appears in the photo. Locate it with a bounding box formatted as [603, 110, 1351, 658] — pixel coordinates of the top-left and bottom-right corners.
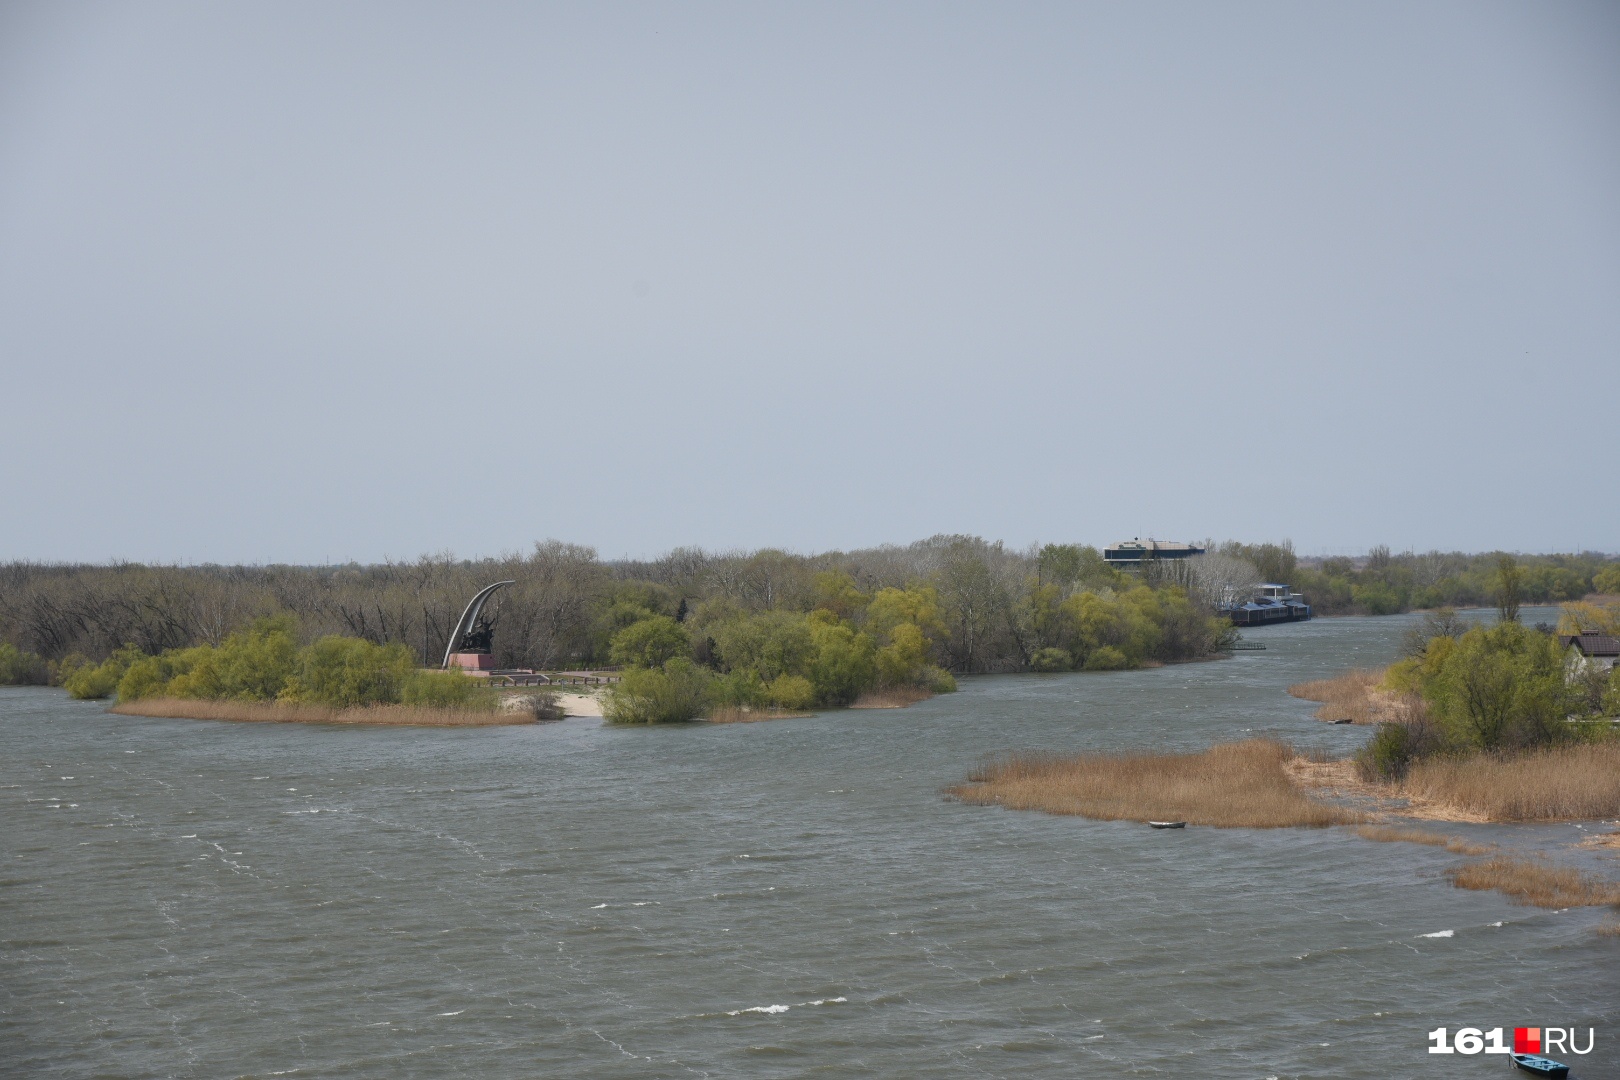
[4, 609, 1616, 1078]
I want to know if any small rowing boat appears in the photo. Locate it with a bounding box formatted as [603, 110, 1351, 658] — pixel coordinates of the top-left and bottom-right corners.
[1511, 1053, 1570, 1077]
[1148, 821, 1186, 829]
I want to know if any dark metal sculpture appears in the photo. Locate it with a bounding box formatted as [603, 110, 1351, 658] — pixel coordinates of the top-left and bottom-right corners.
[441, 580, 515, 669]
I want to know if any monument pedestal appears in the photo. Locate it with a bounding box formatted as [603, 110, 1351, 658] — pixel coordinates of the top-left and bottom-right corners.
[448, 652, 496, 672]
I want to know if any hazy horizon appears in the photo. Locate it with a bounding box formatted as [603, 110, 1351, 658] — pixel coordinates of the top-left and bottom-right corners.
[4, 2, 1617, 564]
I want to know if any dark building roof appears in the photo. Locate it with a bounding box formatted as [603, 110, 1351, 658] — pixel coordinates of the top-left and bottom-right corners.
[1559, 632, 1620, 658]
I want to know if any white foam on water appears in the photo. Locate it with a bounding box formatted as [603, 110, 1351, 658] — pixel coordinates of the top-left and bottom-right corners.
[1420, 930, 1454, 938]
[725, 996, 846, 1017]
[438, 1010, 464, 1016]
[1489, 921, 1504, 927]
[591, 903, 607, 909]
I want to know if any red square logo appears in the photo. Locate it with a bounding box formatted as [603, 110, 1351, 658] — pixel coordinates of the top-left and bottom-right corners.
[1515, 1028, 1541, 1054]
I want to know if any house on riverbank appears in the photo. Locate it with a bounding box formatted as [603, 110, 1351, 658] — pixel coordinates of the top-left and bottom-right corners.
[1559, 632, 1620, 674]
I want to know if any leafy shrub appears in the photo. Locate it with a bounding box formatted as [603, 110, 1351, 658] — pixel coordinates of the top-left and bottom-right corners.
[401, 668, 490, 708]
[0, 642, 47, 685]
[1082, 645, 1130, 671]
[515, 688, 566, 720]
[604, 658, 713, 723]
[119, 649, 203, 701]
[1357, 718, 1447, 781]
[922, 666, 957, 693]
[278, 636, 416, 707]
[765, 674, 815, 710]
[64, 645, 144, 700]
[1595, 565, 1620, 595]
[1029, 647, 1073, 672]
[712, 669, 768, 708]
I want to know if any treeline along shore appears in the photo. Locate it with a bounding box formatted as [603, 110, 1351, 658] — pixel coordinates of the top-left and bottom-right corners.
[0, 535, 1248, 682]
[0, 535, 1245, 723]
[4, 537, 1615, 678]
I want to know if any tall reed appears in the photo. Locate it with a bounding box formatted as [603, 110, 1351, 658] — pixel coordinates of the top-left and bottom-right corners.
[1403, 745, 1620, 821]
[1287, 669, 1411, 724]
[1446, 855, 1620, 908]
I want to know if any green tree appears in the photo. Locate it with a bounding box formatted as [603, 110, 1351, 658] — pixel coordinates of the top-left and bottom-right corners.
[806, 613, 878, 704]
[875, 622, 930, 687]
[1426, 623, 1567, 751]
[609, 616, 690, 669]
[1494, 554, 1522, 624]
[708, 610, 815, 684]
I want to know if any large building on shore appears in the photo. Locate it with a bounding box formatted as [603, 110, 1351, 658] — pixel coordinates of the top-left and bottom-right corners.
[1102, 538, 1206, 570]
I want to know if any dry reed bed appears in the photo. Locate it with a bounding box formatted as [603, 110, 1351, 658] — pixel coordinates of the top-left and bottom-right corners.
[948, 739, 1360, 828]
[1402, 745, 1620, 822]
[850, 687, 935, 709]
[1286, 669, 1412, 724]
[706, 706, 812, 724]
[1354, 825, 1492, 855]
[111, 698, 528, 727]
[1446, 855, 1620, 908]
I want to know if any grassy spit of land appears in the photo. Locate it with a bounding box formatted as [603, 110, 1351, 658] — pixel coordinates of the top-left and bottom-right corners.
[948, 740, 1360, 828]
[949, 740, 1620, 917]
[1287, 669, 1413, 724]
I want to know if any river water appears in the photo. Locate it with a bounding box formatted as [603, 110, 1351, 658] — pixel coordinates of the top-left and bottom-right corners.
[4, 608, 1616, 1079]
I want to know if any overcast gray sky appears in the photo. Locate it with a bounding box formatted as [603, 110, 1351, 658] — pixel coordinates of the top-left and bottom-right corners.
[2, 1, 1616, 564]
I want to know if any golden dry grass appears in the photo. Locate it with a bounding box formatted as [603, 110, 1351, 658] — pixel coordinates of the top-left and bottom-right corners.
[1597, 920, 1620, 937]
[947, 739, 1360, 828]
[706, 706, 813, 724]
[1446, 855, 1620, 908]
[111, 697, 527, 727]
[1286, 669, 1411, 724]
[1402, 745, 1620, 822]
[1354, 825, 1493, 855]
[850, 687, 935, 709]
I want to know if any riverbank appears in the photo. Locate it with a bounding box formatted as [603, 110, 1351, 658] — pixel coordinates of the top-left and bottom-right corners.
[110, 697, 532, 727]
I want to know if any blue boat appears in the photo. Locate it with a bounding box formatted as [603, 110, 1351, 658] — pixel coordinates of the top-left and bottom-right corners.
[1221, 583, 1312, 627]
[1511, 1053, 1570, 1078]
